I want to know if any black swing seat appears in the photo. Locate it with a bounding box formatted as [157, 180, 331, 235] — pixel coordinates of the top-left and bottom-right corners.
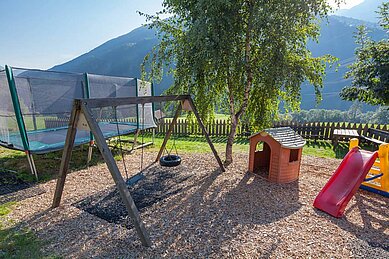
[160, 155, 181, 167]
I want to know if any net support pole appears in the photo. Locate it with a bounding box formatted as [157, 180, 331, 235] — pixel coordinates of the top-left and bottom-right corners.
[26, 151, 38, 180]
[4, 65, 29, 151]
[5, 65, 36, 177]
[84, 73, 94, 166]
[152, 127, 155, 145]
[80, 102, 152, 247]
[132, 129, 140, 151]
[87, 143, 93, 166]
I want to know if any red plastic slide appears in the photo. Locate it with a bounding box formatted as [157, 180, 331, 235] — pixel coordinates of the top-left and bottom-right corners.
[313, 147, 378, 217]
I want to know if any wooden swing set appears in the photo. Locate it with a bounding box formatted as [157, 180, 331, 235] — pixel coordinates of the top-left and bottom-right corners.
[51, 94, 225, 247]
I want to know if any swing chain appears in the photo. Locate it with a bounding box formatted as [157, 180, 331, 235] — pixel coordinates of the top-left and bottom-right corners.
[114, 105, 129, 180]
[162, 101, 179, 158]
[140, 103, 145, 172]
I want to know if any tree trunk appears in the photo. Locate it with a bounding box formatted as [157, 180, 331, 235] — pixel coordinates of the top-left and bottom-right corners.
[225, 114, 238, 166]
[224, 3, 254, 166]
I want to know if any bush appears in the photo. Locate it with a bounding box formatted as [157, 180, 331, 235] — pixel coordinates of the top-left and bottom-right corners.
[281, 106, 388, 124]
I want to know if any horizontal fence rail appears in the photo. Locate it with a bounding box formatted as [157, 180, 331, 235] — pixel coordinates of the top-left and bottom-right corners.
[44, 118, 388, 141]
[273, 121, 388, 142]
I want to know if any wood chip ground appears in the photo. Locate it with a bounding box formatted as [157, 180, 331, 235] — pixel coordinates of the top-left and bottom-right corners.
[1, 151, 388, 258]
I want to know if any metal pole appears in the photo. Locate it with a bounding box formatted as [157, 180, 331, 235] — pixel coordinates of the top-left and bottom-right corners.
[26, 151, 38, 180]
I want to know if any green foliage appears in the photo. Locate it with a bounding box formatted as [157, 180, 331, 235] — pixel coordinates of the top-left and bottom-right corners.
[341, 2, 389, 106]
[141, 0, 339, 129]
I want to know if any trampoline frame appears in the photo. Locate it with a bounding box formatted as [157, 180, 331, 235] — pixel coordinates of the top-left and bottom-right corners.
[0, 65, 157, 178]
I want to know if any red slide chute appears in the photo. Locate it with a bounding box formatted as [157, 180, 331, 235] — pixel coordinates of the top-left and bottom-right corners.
[314, 147, 378, 218]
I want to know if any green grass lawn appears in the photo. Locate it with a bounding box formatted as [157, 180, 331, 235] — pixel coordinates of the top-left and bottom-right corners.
[176, 113, 230, 120]
[128, 134, 354, 159]
[0, 145, 104, 183]
[0, 132, 360, 184]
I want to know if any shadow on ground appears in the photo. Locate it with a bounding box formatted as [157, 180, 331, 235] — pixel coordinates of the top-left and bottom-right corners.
[73, 166, 195, 229]
[0, 170, 46, 205]
[315, 191, 389, 252]
[0, 141, 138, 185]
[71, 163, 300, 256]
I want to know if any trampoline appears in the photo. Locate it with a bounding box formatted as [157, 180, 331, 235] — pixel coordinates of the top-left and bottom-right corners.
[0, 65, 156, 177]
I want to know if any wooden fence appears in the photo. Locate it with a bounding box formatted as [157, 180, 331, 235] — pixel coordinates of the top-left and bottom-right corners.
[44, 118, 388, 141]
[154, 119, 250, 137]
[43, 118, 249, 137]
[273, 121, 388, 141]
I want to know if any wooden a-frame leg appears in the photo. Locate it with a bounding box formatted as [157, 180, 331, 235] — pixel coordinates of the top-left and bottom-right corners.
[156, 103, 182, 162]
[81, 103, 152, 247]
[52, 102, 82, 208]
[187, 97, 225, 172]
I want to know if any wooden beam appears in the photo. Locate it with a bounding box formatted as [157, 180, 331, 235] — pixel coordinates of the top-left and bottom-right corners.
[187, 97, 225, 172]
[52, 100, 82, 208]
[82, 95, 190, 109]
[80, 102, 152, 247]
[156, 103, 182, 162]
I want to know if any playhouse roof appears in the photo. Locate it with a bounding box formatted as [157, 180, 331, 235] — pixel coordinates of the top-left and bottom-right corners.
[250, 127, 306, 149]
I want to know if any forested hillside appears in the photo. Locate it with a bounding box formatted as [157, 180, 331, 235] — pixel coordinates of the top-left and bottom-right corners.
[52, 15, 386, 111]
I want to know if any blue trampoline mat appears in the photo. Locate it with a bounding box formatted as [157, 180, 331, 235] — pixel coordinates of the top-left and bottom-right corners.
[4, 122, 154, 154]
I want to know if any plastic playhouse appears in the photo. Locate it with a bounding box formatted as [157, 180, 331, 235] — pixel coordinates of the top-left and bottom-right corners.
[248, 127, 306, 183]
[314, 138, 389, 218]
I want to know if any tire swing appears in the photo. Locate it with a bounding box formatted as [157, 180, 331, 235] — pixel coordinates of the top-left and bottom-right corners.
[159, 144, 181, 167]
[159, 132, 181, 167]
[160, 153, 181, 167]
[159, 102, 181, 167]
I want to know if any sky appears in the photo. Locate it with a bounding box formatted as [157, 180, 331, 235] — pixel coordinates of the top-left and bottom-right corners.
[0, 0, 364, 69]
[329, 0, 364, 9]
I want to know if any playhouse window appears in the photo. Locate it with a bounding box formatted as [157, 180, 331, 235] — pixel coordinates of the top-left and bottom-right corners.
[256, 141, 264, 151]
[289, 149, 299, 162]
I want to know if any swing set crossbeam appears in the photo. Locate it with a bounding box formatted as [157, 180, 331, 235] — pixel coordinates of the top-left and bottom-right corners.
[51, 94, 225, 247]
[82, 95, 190, 108]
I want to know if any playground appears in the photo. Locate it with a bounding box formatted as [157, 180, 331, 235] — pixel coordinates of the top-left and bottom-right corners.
[1, 149, 388, 258]
[0, 66, 388, 257]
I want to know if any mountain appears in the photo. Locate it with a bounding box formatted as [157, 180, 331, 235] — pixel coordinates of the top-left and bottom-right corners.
[336, 0, 385, 23]
[52, 16, 386, 111]
[51, 26, 173, 96]
[301, 15, 386, 111]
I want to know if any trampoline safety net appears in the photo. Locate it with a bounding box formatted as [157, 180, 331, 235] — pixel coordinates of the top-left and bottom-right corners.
[0, 66, 156, 154]
[0, 70, 23, 149]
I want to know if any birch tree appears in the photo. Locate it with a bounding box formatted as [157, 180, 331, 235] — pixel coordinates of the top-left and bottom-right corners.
[142, 0, 340, 165]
